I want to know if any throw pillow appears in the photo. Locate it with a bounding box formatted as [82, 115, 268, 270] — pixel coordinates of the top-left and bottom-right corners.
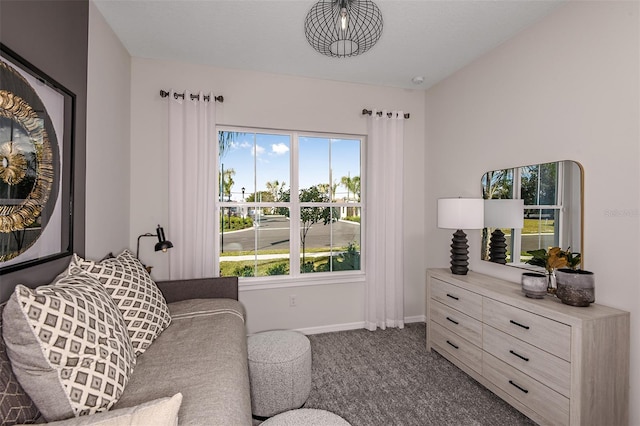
[68, 250, 171, 356]
[36, 393, 182, 426]
[0, 304, 41, 426]
[2, 273, 136, 421]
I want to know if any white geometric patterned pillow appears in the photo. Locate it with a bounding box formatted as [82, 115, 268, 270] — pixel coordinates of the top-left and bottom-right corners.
[1, 273, 136, 422]
[68, 250, 171, 356]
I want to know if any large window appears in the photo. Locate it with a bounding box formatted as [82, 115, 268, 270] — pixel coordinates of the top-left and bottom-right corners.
[216, 128, 363, 279]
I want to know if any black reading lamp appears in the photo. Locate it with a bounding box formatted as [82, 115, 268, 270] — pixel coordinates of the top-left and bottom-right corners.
[136, 224, 174, 259]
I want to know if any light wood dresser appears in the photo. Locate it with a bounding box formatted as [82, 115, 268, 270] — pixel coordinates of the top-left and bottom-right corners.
[426, 268, 629, 426]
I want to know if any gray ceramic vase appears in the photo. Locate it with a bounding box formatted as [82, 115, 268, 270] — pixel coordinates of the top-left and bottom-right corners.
[556, 268, 595, 307]
[521, 272, 548, 299]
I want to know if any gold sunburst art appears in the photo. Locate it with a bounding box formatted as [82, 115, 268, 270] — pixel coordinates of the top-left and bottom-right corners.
[0, 57, 57, 263]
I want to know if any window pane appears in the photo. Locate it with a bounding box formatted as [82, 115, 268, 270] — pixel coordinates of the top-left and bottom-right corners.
[299, 137, 330, 201]
[220, 209, 255, 277]
[300, 206, 334, 274]
[219, 207, 291, 277]
[256, 210, 290, 277]
[481, 169, 513, 199]
[256, 133, 290, 203]
[331, 207, 361, 271]
[332, 139, 361, 203]
[520, 208, 560, 262]
[521, 163, 558, 206]
[218, 131, 290, 202]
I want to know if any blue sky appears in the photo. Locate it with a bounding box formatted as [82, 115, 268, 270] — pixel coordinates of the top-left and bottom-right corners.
[218, 131, 361, 202]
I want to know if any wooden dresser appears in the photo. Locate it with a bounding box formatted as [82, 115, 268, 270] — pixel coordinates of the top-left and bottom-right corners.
[426, 268, 629, 426]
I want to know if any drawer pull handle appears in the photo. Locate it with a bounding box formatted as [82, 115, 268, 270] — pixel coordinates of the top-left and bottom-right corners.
[446, 316, 459, 325]
[509, 320, 530, 330]
[446, 340, 459, 350]
[446, 293, 460, 301]
[509, 350, 530, 362]
[509, 380, 529, 394]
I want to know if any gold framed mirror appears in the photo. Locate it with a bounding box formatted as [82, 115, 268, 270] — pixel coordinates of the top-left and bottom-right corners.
[481, 160, 584, 271]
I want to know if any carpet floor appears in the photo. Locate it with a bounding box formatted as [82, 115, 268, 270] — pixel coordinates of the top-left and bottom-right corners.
[302, 323, 537, 426]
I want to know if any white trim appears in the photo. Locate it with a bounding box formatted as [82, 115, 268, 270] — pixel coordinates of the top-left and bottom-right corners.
[295, 321, 366, 335]
[405, 315, 426, 323]
[239, 272, 366, 291]
[292, 315, 425, 336]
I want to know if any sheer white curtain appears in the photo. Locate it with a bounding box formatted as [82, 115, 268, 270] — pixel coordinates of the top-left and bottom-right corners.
[167, 91, 216, 279]
[365, 110, 405, 331]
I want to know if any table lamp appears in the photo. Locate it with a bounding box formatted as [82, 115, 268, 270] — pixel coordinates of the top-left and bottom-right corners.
[438, 198, 485, 275]
[483, 199, 524, 264]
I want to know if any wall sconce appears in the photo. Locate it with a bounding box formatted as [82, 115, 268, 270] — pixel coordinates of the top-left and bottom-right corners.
[136, 225, 174, 260]
[437, 198, 485, 275]
[484, 199, 524, 264]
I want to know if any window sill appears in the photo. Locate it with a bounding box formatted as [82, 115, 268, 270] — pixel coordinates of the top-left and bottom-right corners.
[238, 272, 366, 292]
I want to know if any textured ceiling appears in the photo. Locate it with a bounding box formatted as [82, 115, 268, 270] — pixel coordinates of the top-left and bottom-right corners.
[94, 0, 565, 90]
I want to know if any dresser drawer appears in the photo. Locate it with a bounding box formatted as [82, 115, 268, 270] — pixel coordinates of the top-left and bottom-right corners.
[431, 299, 482, 347]
[483, 324, 570, 397]
[484, 353, 569, 426]
[483, 298, 571, 361]
[431, 321, 482, 374]
[431, 278, 482, 320]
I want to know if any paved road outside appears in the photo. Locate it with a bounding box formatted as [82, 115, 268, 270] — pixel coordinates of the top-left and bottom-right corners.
[220, 215, 360, 254]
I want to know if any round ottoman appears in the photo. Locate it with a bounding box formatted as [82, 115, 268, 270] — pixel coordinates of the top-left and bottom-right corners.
[248, 330, 312, 417]
[261, 408, 351, 426]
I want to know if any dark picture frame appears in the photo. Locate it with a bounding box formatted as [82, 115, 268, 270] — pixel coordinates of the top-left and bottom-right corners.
[0, 44, 75, 275]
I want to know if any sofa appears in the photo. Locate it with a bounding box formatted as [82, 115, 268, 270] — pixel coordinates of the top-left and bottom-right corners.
[0, 250, 252, 426]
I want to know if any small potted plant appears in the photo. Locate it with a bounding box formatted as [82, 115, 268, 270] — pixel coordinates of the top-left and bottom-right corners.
[525, 247, 568, 294]
[555, 250, 594, 307]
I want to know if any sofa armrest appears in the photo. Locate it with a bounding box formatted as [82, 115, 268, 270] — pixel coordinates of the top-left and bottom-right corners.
[155, 276, 239, 303]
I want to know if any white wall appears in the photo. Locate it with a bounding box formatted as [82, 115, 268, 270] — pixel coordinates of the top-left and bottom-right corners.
[425, 1, 640, 424]
[129, 59, 426, 333]
[86, 2, 131, 258]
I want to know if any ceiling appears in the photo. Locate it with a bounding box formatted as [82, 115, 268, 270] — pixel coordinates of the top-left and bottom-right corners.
[94, 0, 565, 90]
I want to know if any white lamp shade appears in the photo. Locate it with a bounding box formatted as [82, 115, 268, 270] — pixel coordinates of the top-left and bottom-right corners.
[437, 198, 485, 230]
[484, 199, 525, 229]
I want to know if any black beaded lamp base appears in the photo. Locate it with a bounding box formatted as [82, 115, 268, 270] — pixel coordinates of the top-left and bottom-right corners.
[488, 229, 507, 265]
[450, 229, 469, 275]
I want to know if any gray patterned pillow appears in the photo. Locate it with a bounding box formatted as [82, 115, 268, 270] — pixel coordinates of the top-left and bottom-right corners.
[68, 250, 171, 356]
[1, 273, 136, 422]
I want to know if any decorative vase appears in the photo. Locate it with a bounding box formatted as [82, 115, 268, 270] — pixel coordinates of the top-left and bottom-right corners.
[521, 272, 548, 299]
[547, 269, 557, 294]
[555, 268, 595, 307]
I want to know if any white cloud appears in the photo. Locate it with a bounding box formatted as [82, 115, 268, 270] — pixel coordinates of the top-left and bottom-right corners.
[252, 144, 265, 157]
[271, 143, 289, 155]
[240, 141, 252, 149]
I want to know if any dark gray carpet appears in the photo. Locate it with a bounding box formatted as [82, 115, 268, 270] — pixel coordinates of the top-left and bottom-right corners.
[304, 323, 537, 426]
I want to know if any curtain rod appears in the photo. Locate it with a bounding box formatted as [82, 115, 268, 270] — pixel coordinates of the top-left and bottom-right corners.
[362, 109, 410, 119]
[159, 89, 224, 103]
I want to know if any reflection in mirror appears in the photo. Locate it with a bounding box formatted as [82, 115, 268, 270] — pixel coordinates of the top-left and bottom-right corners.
[481, 161, 583, 270]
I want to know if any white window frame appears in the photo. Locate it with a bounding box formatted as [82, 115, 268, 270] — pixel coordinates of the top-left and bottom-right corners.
[215, 126, 366, 289]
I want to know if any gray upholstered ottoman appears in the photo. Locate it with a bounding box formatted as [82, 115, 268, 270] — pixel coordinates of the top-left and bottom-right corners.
[248, 330, 312, 417]
[261, 408, 351, 425]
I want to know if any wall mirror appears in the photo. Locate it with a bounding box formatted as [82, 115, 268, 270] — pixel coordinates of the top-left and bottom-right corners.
[480, 160, 583, 271]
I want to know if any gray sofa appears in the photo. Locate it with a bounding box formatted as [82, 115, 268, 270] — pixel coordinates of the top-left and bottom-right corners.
[115, 277, 252, 425]
[0, 275, 252, 426]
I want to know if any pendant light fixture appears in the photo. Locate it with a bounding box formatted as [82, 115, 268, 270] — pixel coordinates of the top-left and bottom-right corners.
[304, 0, 383, 58]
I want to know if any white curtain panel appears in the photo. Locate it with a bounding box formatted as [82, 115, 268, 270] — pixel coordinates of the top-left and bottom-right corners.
[167, 91, 216, 279]
[365, 110, 405, 331]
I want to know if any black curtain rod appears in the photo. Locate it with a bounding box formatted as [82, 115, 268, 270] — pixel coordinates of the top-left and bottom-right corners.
[362, 109, 410, 119]
[160, 89, 224, 103]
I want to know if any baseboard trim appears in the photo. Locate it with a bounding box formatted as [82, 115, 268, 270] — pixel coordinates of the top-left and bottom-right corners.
[405, 315, 426, 324]
[295, 316, 426, 335]
[295, 322, 366, 335]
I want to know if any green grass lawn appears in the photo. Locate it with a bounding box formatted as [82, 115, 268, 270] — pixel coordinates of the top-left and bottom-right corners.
[499, 219, 555, 235]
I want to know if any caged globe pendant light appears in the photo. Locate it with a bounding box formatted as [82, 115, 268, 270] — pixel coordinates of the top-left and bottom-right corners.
[304, 0, 383, 58]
